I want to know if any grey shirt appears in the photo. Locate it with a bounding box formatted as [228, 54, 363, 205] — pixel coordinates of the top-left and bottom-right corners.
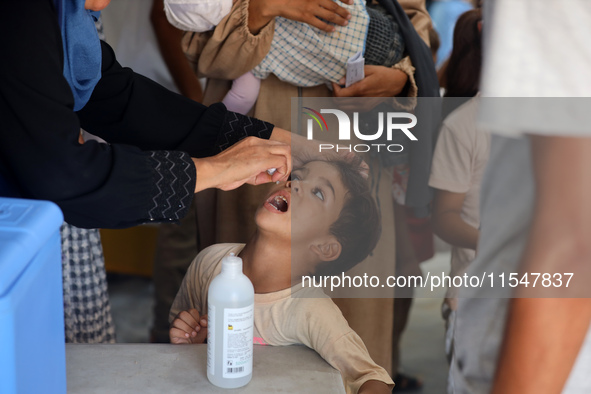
[450, 135, 591, 393]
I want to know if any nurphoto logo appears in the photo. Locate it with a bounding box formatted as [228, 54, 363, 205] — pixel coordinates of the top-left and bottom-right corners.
[303, 107, 417, 153]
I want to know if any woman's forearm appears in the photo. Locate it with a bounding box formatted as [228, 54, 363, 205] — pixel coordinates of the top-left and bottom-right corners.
[269, 127, 292, 145]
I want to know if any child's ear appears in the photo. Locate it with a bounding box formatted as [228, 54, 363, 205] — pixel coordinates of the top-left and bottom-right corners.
[310, 238, 342, 262]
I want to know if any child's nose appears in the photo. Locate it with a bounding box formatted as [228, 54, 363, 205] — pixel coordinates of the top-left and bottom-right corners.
[286, 181, 299, 193]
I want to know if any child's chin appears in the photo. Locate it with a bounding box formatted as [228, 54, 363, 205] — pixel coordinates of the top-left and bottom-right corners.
[256, 216, 290, 236]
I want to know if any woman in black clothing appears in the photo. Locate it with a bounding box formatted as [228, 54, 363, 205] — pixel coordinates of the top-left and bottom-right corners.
[0, 0, 296, 342]
[1, 1, 293, 228]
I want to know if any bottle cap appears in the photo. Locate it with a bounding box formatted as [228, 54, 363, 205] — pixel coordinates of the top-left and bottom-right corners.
[221, 252, 243, 274]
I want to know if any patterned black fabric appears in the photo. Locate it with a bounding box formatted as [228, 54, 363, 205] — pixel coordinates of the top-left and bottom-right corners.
[147, 151, 195, 223]
[216, 111, 274, 152]
[365, 5, 405, 67]
[61, 223, 116, 343]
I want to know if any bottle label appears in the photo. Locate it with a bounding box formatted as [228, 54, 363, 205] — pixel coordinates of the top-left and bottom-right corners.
[222, 304, 254, 378]
[207, 304, 215, 376]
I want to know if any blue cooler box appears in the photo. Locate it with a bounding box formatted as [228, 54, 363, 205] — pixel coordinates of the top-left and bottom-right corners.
[0, 197, 65, 394]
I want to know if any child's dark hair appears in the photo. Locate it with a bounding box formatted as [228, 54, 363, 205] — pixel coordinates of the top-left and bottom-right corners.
[444, 8, 482, 98]
[310, 156, 382, 277]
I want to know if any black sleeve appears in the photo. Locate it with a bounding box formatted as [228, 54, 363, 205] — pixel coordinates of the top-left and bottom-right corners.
[0, 0, 273, 229]
[78, 41, 274, 157]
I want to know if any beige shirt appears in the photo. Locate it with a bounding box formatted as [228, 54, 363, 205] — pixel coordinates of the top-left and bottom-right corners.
[170, 243, 394, 393]
[428, 96, 490, 298]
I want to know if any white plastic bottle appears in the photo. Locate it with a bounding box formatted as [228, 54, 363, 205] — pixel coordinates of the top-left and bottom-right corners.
[207, 253, 255, 388]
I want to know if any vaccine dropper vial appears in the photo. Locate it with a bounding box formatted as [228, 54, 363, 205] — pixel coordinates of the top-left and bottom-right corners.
[207, 253, 255, 388]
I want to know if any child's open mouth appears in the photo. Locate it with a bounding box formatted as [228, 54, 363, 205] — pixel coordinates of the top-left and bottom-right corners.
[270, 195, 288, 212]
[264, 191, 290, 213]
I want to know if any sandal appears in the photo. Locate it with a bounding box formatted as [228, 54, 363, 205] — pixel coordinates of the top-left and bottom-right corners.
[392, 372, 423, 392]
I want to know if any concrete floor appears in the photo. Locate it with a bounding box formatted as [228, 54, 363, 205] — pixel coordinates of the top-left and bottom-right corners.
[107, 252, 452, 393]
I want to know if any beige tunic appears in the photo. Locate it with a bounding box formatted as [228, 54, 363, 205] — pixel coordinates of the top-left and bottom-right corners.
[171, 243, 395, 393]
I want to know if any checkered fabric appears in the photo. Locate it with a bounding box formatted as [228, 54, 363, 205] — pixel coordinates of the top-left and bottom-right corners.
[61, 223, 116, 343]
[252, 0, 370, 86]
[364, 4, 405, 67]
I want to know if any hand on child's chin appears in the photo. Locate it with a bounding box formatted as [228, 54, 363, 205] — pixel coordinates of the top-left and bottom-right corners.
[293, 140, 369, 180]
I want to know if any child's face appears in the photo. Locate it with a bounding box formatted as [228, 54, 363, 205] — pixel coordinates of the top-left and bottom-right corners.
[255, 161, 347, 248]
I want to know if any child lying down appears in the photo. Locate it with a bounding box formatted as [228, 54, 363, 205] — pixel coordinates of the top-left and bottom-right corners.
[169, 157, 392, 393]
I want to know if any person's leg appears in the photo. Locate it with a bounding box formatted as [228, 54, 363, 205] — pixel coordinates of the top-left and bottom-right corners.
[392, 297, 413, 372]
[61, 223, 116, 343]
[391, 201, 423, 391]
[222, 72, 261, 115]
[150, 199, 199, 343]
[442, 303, 455, 363]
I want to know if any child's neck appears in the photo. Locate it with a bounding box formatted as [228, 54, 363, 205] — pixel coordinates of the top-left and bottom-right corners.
[239, 231, 291, 294]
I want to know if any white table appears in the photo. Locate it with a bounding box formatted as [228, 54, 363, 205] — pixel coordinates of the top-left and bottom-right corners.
[66, 344, 345, 393]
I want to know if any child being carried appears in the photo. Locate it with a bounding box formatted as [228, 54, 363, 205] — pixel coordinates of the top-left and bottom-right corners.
[165, 0, 406, 114]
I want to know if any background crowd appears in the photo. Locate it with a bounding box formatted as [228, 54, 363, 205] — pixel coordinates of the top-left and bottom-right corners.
[99, 0, 480, 392]
[4, 0, 589, 393]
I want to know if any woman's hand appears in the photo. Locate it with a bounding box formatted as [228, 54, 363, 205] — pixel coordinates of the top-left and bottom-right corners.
[331, 65, 409, 112]
[276, 0, 352, 31]
[271, 127, 369, 178]
[193, 137, 291, 192]
[249, 0, 353, 34]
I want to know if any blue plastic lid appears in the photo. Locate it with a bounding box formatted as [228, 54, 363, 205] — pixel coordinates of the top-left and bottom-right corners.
[0, 198, 63, 297]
